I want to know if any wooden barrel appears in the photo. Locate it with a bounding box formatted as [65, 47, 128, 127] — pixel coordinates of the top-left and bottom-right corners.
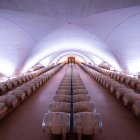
[58, 86, 71, 90]
[135, 82, 140, 91]
[130, 79, 139, 88]
[119, 75, 124, 83]
[15, 78, 23, 85]
[60, 83, 71, 86]
[8, 90, 26, 101]
[104, 80, 117, 89]
[72, 86, 86, 90]
[73, 81, 83, 84]
[73, 94, 90, 103]
[0, 83, 7, 95]
[53, 95, 71, 103]
[42, 112, 70, 140]
[115, 88, 134, 100]
[0, 95, 18, 109]
[131, 101, 140, 116]
[61, 80, 71, 82]
[73, 101, 96, 113]
[123, 77, 132, 86]
[0, 102, 8, 120]
[21, 76, 27, 82]
[109, 84, 125, 94]
[123, 93, 140, 107]
[116, 75, 121, 81]
[17, 85, 32, 96]
[73, 83, 84, 86]
[28, 83, 37, 92]
[12, 79, 19, 87]
[73, 89, 88, 95]
[6, 82, 14, 90]
[53, 94, 90, 103]
[49, 102, 70, 113]
[73, 112, 102, 140]
[56, 90, 71, 95]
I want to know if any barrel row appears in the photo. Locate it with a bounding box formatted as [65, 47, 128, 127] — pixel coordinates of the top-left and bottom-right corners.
[79, 63, 140, 117]
[42, 70, 72, 140]
[71, 70, 102, 140]
[84, 63, 140, 92]
[42, 64, 102, 140]
[0, 64, 60, 95]
[0, 64, 64, 120]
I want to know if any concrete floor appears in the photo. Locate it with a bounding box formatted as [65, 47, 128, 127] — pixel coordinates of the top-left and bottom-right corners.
[0, 64, 140, 140]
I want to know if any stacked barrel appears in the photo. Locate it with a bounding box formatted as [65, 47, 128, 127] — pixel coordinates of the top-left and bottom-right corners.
[72, 65, 102, 140]
[42, 64, 102, 140]
[79, 63, 140, 117]
[42, 66, 71, 140]
[0, 64, 64, 120]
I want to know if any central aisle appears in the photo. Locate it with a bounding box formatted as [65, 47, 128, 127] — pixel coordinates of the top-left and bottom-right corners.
[75, 64, 140, 140]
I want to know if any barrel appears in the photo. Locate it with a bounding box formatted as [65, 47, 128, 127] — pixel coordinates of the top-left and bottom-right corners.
[21, 76, 27, 82]
[42, 112, 70, 140]
[109, 84, 125, 94]
[28, 83, 37, 92]
[131, 101, 140, 116]
[123, 93, 140, 107]
[72, 86, 86, 90]
[0, 83, 7, 95]
[0, 102, 8, 120]
[53, 95, 71, 103]
[17, 78, 24, 84]
[8, 90, 26, 101]
[135, 82, 140, 91]
[56, 90, 71, 95]
[58, 86, 71, 90]
[49, 102, 70, 113]
[104, 80, 118, 89]
[73, 94, 90, 103]
[53, 94, 90, 103]
[73, 112, 102, 140]
[12, 80, 19, 87]
[0, 95, 18, 108]
[115, 88, 134, 100]
[73, 83, 84, 86]
[73, 89, 88, 95]
[130, 79, 139, 88]
[6, 82, 14, 90]
[120, 75, 127, 83]
[59, 83, 71, 86]
[73, 101, 95, 113]
[16, 85, 32, 96]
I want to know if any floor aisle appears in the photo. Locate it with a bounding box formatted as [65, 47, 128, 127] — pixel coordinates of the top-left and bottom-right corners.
[0, 65, 67, 140]
[76, 65, 140, 140]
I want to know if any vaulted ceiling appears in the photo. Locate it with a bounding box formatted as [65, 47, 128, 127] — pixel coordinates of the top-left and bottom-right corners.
[0, 0, 140, 75]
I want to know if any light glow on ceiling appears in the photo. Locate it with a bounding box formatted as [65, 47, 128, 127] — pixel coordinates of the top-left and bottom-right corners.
[40, 58, 52, 66]
[128, 60, 140, 74]
[0, 59, 15, 75]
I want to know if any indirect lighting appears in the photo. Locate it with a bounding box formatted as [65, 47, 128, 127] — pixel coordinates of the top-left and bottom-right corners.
[128, 60, 140, 74]
[40, 58, 52, 66]
[93, 57, 103, 65]
[0, 59, 15, 75]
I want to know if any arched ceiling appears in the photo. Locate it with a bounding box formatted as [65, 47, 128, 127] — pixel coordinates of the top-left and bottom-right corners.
[0, 0, 140, 75]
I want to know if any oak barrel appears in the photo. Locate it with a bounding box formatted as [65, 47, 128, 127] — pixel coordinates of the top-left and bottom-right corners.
[49, 102, 71, 113]
[42, 112, 70, 140]
[73, 101, 95, 113]
[73, 112, 102, 140]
